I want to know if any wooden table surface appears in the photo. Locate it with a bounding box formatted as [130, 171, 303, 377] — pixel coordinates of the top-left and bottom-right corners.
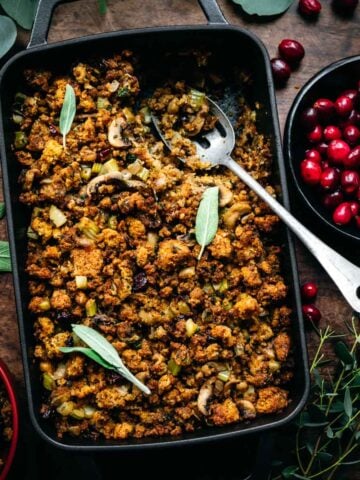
[1, 0, 359, 477]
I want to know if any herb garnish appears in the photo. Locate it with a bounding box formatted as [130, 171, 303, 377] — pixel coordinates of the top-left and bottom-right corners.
[0, 203, 5, 220]
[271, 316, 360, 480]
[0, 241, 11, 272]
[195, 186, 219, 260]
[59, 84, 76, 149]
[60, 324, 151, 395]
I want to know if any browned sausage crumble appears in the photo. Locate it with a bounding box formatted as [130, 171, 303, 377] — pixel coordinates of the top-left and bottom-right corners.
[13, 50, 293, 440]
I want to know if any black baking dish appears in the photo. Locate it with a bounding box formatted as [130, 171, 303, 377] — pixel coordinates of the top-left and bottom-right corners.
[0, 0, 309, 452]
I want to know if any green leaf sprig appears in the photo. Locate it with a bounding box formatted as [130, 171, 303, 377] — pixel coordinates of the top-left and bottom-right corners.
[195, 186, 219, 261]
[0, 15, 17, 59]
[59, 84, 76, 150]
[271, 316, 360, 480]
[0, 240, 11, 272]
[97, 0, 107, 15]
[60, 324, 151, 395]
[232, 0, 294, 16]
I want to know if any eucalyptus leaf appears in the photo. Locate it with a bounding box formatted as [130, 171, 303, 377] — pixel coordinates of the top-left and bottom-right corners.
[0, 241, 11, 272]
[195, 186, 219, 260]
[335, 341, 353, 365]
[0, 203, 5, 219]
[0, 0, 38, 29]
[59, 346, 115, 370]
[59, 84, 76, 149]
[232, 0, 294, 16]
[0, 16, 17, 60]
[326, 426, 334, 438]
[344, 387, 353, 418]
[71, 324, 150, 394]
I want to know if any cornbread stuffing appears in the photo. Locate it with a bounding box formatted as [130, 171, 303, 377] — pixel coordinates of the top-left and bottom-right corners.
[14, 50, 293, 441]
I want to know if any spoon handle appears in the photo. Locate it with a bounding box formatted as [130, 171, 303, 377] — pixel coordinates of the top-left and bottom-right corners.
[226, 157, 360, 312]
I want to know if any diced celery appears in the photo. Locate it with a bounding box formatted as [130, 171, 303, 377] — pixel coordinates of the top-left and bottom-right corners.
[168, 358, 181, 376]
[49, 205, 67, 227]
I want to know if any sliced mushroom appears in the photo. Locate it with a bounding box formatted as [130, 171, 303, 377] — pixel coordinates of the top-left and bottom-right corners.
[219, 184, 233, 207]
[197, 379, 214, 416]
[108, 117, 129, 148]
[237, 399, 256, 419]
[86, 171, 146, 196]
[223, 202, 252, 228]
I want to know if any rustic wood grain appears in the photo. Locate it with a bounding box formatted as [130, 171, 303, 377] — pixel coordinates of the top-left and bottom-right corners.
[1, 0, 359, 476]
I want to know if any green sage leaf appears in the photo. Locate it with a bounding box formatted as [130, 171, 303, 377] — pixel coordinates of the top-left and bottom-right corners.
[71, 324, 150, 394]
[232, 0, 294, 16]
[0, 16, 17, 60]
[0, 241, 11, 272]
[335, 341, 353, 365]
[344, 387, 352, 418]
[0, 0, 38, 29]
[0, 203, 5, 219]
[59, 346, 115, 370]
[59, 84, 76, 149]
[97, 0, 107, 15]
[195, 186, 219, 260]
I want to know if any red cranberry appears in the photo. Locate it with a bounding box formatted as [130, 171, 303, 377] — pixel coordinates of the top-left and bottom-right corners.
[301, 108, 319, 130]
[299, 0, 322, 16]
[317, 142, 329, 157]
[313, 98, 335, 121]
[302, 304, 322, 323]
[343, 125, 360, 144]
[343, 146, 360, 168]
[320, 167, 340, 191]
[307, 125, 323, 143]
[341, 89, 358, 102]
[327, 139, 351, 164]
[332, 0, 359, 11]
[333, 202, 353, 224]
[300, 159, 322, 185]
[341, 170, 360, 194]
[271, 58, 291, 84]
[335, 95, 353, 116]
[323, 125, 342, 141]
[340, 109, 360, 128]
[301, 282, 318, 301]
[98, 148, 112, 161]
[322, 190, 344, 209]
[278, 39, 305, 63]
[349, 201, 360, 216]
[305, 148, 322, 162]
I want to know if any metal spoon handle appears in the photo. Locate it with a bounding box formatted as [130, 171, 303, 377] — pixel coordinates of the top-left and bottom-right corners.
[226, 157, 360, 312]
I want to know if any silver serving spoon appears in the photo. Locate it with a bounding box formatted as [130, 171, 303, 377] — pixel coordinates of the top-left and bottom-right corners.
[152, 98, 360, 312]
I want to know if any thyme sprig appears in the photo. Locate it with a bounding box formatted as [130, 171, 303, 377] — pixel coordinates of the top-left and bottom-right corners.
[272, 315, 360, 479]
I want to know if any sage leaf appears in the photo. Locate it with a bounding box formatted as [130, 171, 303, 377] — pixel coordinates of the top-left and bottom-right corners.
[0, 241, 11, 272]
[344, 387, 352, 418]
[71, 324, 150, 394]
[195, 186, 219, 260]
[232, 0, 294, 16]
[59, 84, 76, 149]
[59, 346, 115, 370]
[0, 203, 5, 219]
[97, 0, 107, 15]
[0, 16, 17, 60]
[0, 0, 38, 29]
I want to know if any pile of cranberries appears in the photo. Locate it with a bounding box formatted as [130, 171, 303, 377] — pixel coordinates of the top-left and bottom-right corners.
[271, 39, 305, 84]
[301, 281, 321, 323]
[299, 82, 360, 228]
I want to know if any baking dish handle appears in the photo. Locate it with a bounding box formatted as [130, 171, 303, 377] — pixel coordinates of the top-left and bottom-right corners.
[28, 0, 228, 49]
